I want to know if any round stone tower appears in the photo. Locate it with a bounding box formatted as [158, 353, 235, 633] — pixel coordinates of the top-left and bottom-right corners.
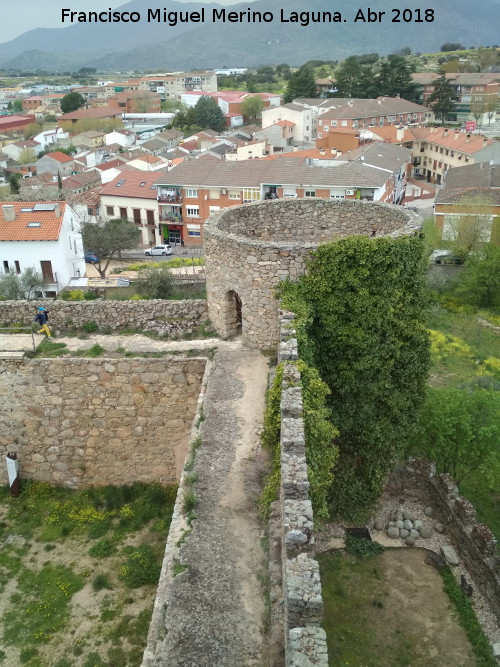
[204, 199, 421, 349]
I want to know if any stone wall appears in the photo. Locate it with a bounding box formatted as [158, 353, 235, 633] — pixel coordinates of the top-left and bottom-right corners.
[204, 199, 421, 349]
[278, 312, 328, 667]
[0, 356, 206, 487]
[0, 299, 208, 331]
[387, 458, 500, 621]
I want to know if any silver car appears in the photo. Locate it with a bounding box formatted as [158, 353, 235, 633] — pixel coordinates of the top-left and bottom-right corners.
[144, 244, 173, 256]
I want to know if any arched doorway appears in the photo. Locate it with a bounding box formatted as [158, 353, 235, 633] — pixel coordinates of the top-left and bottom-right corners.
[224, 290, 242, 337]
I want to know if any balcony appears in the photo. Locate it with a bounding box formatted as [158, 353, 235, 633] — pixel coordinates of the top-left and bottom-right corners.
[158, 194, 182, 204]
[160, 214, 183, 223]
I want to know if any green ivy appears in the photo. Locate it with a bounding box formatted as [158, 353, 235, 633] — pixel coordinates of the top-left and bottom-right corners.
[260, 364, 283, 517]
[281, 235, 430, 519]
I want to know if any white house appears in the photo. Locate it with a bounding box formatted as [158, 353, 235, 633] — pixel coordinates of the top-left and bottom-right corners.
[0, 201, 86, 295]
[105, 129, 137, 148]
[33, 128, 70, 151]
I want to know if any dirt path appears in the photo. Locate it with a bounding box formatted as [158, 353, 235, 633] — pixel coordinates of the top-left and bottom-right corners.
[153, 348, 269, 666]
[52, 334, 242, 353]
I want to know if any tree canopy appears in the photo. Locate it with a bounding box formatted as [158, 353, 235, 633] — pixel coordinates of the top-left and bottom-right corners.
[427, 73, 456, 125]
[453, 245, 500, 308]
[441, 193, 496, 261]
[60, 92, 86, 114]
[283, 66, 318, 103]
[194, 96, 226, 132]
[241, 95, 264, 120]
[414, 386, 500, 487]
[0, 267, 48, 300]
[80, 218, 141, 278]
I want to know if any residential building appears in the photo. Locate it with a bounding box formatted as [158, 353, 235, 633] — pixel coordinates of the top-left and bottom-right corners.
[180, 90, 280, 126]
[154, 144, 411, 245]
[261, 103, 315, 145]
[104, 129, 136, 147]
[62, 170, 101, 196]
[434, 162, 500, 245]
[0, 201, 86, 294]
[36, 151, 77, 177]
[71, 131, 106, 148]
[33, 128, 70, 151]
[21, 94, 65, 111]
[412, 73, 499, 125]
[138, 71, 217, 100]
[99, 171, 161, 245]
[58, 107, 122, 128]
[108, 90, 161, 114]
[254, 120, 295, 151]
[0, 115, 35, 138]
[411, 127, 498, 184]
[2, 139, 42, 162]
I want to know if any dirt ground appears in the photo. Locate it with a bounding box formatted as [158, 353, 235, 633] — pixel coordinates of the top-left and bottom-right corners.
[320, 547, 476, 667]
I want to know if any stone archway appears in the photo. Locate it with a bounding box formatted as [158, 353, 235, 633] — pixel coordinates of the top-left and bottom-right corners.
[223, 290, 243, 338]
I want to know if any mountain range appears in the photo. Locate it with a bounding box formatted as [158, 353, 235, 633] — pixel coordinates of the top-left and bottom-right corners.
[0, 0, 499, 72]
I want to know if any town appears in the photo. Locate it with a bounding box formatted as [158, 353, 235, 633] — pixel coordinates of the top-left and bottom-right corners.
[0, 38, 499, 667]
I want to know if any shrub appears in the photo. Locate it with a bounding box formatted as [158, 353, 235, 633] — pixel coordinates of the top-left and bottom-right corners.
[92, 574, 113, 591]
[345, 534, 385, 560]
[134, 264, 174, 299]
[82, 321, 98, 333]
[118, 545, 161, 587]
[83, 290, 99, 300]
[89, 538, 116, 558]
[85, 343, 104, 357]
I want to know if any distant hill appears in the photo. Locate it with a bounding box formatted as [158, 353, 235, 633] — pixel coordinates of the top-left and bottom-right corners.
[1, 0, 499, 71]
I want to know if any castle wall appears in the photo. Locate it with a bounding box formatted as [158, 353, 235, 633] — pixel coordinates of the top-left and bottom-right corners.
[204, 199, 421, 349]
[0, 356, 206, 487]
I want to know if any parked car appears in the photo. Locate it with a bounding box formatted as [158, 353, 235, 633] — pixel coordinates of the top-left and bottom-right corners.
[84, 251, 98, 264]
[144, 244, 172, 256]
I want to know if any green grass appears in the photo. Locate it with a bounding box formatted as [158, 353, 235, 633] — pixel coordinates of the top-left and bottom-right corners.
[440, 566, 497, 666]
[459, 473, 500, 542]
[32, 340, 68, 358]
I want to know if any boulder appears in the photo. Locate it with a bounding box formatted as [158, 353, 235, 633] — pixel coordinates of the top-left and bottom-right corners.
[405, 537, 416, 547]
[410, 529, 420, 539]
[403, 511, 416, 522]
[395, 520, 404, 529]
[441, 546, 459, 566]
[387, 526, 400, 539]
[434, 523, 445, 534]
[399, 529, 410, 539]
[374, 519, 385, 531]
[424, 506, 434, 517]
[403, 519, 413, 531]
[413, 520, 422, 531]
[420, 524, 433, 538]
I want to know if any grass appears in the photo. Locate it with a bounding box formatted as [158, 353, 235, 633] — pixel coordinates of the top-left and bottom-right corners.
[440, 566, 497, 666]
[0, 480, 177, 665]
[418, 303, 500, 539]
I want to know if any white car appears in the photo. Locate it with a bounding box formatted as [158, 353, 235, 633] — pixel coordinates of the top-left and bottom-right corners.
[145, 244, 173, 256]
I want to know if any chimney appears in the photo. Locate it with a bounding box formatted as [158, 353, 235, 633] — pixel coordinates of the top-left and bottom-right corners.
[443, 128, 448, 137]
[466, 133, 471, 143]
[54, 203, 61, 218]
[2, 205, 15, 221]
[454, 129, 460, 140]
[319, 148, 326, 155]
[483, 137, 488, 146]
[396, 127, 404, 141]
[330, 148, 336, 155]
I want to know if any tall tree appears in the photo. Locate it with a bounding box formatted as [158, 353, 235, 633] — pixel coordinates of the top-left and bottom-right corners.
[241, 96, 264, 121]
[194, 97, 226, 132]
[283, 65, 318, 103]
[441, 193, 495, 261]
[60, 92, 86, 114]
[427, 73, 456, 125]
[377, 55, 417, 101]
[17, 148, 37, 165]
[80, 218, 141, 278]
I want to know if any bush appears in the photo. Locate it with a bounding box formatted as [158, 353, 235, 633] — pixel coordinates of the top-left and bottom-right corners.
[134, 264, 174, 299]
[92, 574, 113, 591]
[345, 534, 385, 560]
[89, 538, 116, 558]
[118, 544, 161, 587]
[84, 290, 99, 300]
[82, 321, 98, 333]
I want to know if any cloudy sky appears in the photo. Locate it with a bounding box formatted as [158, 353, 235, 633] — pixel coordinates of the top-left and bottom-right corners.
[2, 0, 241, 41]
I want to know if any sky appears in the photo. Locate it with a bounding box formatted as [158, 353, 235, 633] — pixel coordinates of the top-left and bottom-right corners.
[1, 0, 242, 41]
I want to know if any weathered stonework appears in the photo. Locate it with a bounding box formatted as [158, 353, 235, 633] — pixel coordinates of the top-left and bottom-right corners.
[0, 356, 206, 487]
[0, 299, 208, 331]
[204, 199, 421, 348]
[387, 459, 500, 621]
[276, 312, 328, 667]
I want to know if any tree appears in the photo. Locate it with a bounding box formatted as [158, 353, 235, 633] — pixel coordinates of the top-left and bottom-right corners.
[283, 65, 318, 103]
[23, 122, 42, 139]
[454, 245, 500, 307]
[471, 98, 486, 125]
[193, 97, 226, 132]
[9, 174, 20, 195]
[441, 42, 465, 52]
[60, 92, 85, 114]
[241, 96, 264, 121]
[414, 387, 500, 487]
[17, 148, 37, 165]
[377, 55, 417, 100]
[80, 218, 141, 278]
[11, 99, 23, 112]
[486, 96, 497, 125]
[135, 264, 174, 299]
[427, 73, 456, 125]
[441, 193, 495, 261]
[0, 267, 48, 300]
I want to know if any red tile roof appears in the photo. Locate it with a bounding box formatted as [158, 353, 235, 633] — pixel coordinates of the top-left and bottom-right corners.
[0, 201, 66, 241]
[99, 172, 159, 198]
[44, 151, 73, 163]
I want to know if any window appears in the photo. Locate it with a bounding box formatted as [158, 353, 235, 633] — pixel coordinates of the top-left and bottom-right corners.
[185, 188, 198, 198]
[242, 188, 260, 203]
[133, 209, 141, 224]
[15, 261, 21, 274]
[106, 206, 114, 216]
[331, 121, 337, 128]
[304, 190, 316, 198]
[3, 261, 9, 273]
[318, 132, 322, 138]
[186, 206, 200, 217]
[119, 207, 127, 218]
[146, 210, 155, 225]
[330, 191, 345, 199]
[187, 223, 201, 237]
[228, 191, 240, 200]
[341, 120, 347, 127]
[209, 206, 220, 213]
[115, 179, 125, 187]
